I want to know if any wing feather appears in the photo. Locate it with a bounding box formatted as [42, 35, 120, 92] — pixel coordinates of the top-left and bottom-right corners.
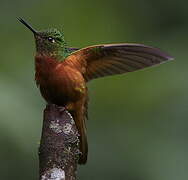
[64, 43, 173, 81]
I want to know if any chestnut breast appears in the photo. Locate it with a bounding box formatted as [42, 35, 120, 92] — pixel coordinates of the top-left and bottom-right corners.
[35, 56, 86, 105]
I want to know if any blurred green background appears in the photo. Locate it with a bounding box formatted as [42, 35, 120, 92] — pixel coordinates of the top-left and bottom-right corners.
[0, 0, 187, 179]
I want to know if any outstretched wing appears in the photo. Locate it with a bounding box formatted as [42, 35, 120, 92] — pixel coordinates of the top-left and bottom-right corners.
[65, 43, 173, 82]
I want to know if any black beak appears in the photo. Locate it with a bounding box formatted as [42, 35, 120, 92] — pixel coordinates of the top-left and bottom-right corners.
[18, 18, 38, 35]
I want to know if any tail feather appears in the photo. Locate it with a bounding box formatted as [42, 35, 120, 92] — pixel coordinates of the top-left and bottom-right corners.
[73, 95, 88, 164]
[78, 127, 88, 164]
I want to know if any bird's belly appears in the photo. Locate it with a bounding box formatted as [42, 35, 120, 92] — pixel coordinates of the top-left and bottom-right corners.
[39, 66, 86, 106]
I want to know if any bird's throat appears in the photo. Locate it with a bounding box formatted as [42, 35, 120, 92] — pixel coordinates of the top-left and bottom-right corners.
[36, 48, 71, 61]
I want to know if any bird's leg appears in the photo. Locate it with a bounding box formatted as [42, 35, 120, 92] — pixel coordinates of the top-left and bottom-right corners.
[65, 102, 75, 112]
[46, 103, 66, 112]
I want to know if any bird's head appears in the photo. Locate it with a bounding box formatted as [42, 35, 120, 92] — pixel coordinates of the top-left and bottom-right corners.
[18, 18, 69, 59]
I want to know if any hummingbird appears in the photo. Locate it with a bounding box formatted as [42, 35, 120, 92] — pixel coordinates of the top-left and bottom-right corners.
[19, 18, 173, 164]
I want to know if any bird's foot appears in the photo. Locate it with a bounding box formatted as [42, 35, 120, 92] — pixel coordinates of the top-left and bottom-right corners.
[46, 103, 66, 112]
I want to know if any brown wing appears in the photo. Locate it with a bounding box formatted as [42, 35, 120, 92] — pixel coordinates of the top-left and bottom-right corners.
[64, 43, 173, 82]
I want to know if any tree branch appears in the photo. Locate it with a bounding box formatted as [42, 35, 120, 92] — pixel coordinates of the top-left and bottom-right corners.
[39, 104, 80, 180]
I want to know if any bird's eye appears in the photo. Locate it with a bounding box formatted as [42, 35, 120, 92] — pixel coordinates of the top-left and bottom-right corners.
[48, 37, 55, 43]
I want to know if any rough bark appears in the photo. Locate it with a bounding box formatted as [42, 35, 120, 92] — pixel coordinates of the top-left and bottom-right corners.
[39, 104, 80, 180]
